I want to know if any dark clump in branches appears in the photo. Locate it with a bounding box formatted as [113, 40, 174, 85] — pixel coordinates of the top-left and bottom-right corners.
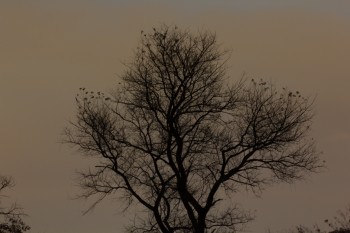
[0, 176, 30, 233]
[65, 25, 322, 233]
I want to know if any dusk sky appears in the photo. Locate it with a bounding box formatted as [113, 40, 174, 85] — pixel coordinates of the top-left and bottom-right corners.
[1, 1, 350, 233]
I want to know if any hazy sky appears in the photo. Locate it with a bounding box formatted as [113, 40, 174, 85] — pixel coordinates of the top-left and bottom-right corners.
[1, 1, 350, 233]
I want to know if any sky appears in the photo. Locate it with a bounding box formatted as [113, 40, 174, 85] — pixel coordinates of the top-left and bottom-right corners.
[1, 1, 350, 232]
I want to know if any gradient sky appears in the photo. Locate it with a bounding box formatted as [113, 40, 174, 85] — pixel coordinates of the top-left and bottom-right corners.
[1, 1, 350, 233]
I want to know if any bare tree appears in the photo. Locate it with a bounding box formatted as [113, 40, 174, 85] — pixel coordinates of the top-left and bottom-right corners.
[272, 205, 350, 233]
[0, 176, 30, 233]
[65, 25, 322, 233]
[327, 205, 350, 232]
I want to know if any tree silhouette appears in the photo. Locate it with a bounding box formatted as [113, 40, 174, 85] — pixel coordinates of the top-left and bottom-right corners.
[327, 205, 350, 232]
[65, 25, 322, 233]
[0, 176, 30, 233]
[275, 205, 350, 233]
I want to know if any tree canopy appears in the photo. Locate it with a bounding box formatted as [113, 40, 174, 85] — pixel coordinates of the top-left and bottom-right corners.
[0, 176, 30, 233]
[65, 25, 322, 233]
